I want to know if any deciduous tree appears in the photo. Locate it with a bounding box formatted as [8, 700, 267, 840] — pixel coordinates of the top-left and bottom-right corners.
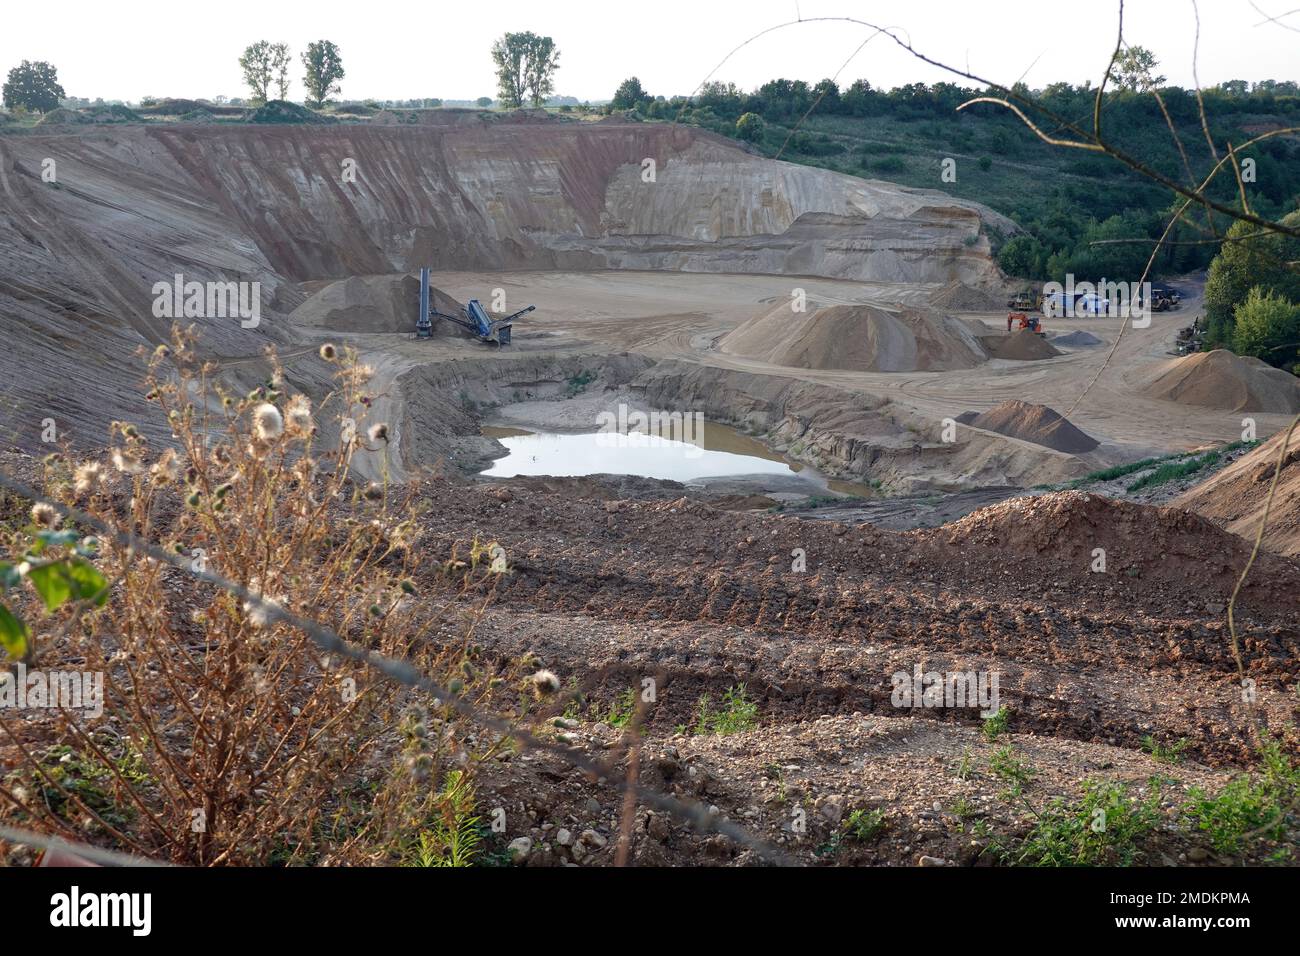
[1107, 46, 1165, 93]
[491, 33, 560, 109]
[2, 60, 65, 113]
[301, 40, 345, 109]
[239, 42, 274, 103]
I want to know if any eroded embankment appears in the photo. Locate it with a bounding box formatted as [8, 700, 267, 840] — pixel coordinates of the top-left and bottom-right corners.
[388, 353, 1093, 491]
[631, 360, 1089, 491]
[396, 353, 654, 472]
[1177, 428, 1300, 556]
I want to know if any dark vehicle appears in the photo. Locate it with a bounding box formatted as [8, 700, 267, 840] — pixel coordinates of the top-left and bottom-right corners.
[1006, 290, 1041, 311]
[1149, 285, 1182, 310]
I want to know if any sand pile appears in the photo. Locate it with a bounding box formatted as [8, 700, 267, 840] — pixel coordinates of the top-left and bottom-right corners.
[981, 329, 1062, 361]
[1141, 350, 1300, 413]
[1052, 330, 1104, 348]
[719, 303, 988, 372]
[1176, 429, 1300, 556]
[959, 400, 1099, 454]
[289, 274, 466, 335]
[928, 281, 1004, 312]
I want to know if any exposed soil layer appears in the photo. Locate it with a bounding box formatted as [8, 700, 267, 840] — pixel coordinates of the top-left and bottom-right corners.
[1142, 350, 1300, 413]
[3, 446, 1295, 868]
[1177, 426, 1300, 556]
[408, 480, 1299, 773]
[959, 400, 1100, 454]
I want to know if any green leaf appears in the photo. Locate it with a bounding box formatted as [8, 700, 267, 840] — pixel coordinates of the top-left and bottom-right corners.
[0, 562, 19, 592]
[0, 601, 28, 659]
[26, 562, 72, 612]
[37, 529, 81, 548]
[65, 559, 109, 606]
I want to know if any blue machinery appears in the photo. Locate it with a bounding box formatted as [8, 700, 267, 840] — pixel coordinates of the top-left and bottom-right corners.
[416, 268, 536, 345]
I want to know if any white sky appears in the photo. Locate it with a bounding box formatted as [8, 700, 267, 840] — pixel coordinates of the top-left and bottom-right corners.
[2, 0, 1296, 103]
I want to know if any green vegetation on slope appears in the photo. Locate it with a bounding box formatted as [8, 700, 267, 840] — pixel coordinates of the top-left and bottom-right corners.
[611, 76, 1300, 293]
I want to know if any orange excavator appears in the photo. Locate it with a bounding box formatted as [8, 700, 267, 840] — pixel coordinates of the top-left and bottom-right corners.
[1006, 312, 1045, 335]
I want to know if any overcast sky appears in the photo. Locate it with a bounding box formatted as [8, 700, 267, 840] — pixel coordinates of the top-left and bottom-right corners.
[2, 0, 1296, 104]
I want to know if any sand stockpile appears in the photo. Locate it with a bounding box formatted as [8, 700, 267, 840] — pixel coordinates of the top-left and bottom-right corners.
[1141, 350, 1300, 413]
[289, 274, 466, 336]
[981, 329, 1062, 361]
[927, 280, 1004, 312]
[1176, 428, 1300, 556]
[719, 303, 988, 372]
[1052, 330, 1104, 349]
[959, 400, 1099, 454]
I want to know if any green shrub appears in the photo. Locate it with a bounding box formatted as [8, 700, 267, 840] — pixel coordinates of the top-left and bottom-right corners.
[1231, 287, 1300, 370]
[692, 684, 758, 735]
[1006, 778, 1165, 866]
[249, 99, 328, 124]
[869, 156, 908, 174]
[736, 112, 765, 144]
[1126, 451, 1219, 492]
[983, 706, 1010, 741]
[1183, 741, 1299, 856]
[990, 745, 1034, 797]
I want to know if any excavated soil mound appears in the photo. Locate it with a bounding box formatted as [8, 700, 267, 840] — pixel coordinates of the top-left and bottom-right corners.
[928, 281, 1004, 312]
[1052, 330, 1104, 348]
[248, 100, 328, 124]
[962, 400, 1099, 453]
[981, 329, 1061, 361]
[1142, 350, 1300, 413]
[1177, 428, 1300, 556]
[289, 274, 465, 335]
[916, 489, 1299, 602]
[719, 303, 987, 372]
[35, 108, 90, 126]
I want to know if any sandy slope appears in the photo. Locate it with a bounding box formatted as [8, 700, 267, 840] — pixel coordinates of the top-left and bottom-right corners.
[1141, 349, 1300, 413]
[1177, 425, 1300, 556]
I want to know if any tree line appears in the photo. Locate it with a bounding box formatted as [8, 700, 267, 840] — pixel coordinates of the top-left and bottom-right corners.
[2, 30, 564, 116]
[237, 40, 345, 108]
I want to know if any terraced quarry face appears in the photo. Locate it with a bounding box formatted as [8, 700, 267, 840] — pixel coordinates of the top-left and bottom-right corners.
[0, 119, 1017, 453]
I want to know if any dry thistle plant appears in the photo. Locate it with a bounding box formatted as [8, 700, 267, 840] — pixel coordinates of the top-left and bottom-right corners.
[0, 326, 525, 866]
